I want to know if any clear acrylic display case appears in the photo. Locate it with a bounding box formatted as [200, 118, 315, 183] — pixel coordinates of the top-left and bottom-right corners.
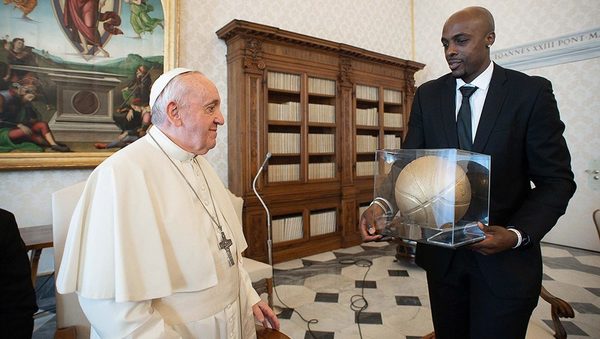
[372, 149, 491, 248]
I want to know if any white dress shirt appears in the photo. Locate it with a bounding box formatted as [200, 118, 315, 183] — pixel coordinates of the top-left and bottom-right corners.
[455, 62, 494, 143]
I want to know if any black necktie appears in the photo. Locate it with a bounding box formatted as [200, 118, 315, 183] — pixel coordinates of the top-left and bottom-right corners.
[457, 86, 478, 151]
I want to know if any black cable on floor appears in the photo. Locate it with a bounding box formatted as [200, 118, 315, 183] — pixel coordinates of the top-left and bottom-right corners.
[272, 272, 320, 338]
[272, 257, 374, 339]
[339, 258, 373, 339]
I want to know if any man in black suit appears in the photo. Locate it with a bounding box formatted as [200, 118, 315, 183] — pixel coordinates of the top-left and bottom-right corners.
[0, 209, 38, 338]
[359, 6, 576, 339]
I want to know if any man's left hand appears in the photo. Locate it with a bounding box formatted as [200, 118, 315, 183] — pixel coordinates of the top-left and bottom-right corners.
[252, 300, 280, 330]
[468, 222, 518, 255]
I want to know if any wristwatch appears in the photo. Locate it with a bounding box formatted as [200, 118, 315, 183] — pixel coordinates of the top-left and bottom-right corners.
[507, 226, 532, 249]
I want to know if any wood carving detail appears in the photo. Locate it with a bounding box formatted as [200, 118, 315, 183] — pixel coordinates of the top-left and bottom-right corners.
[243, 38, 265, 71]
[339, 57, 352, 86]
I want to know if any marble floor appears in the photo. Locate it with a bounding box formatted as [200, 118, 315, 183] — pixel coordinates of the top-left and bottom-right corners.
[269, 242, 600, 339]
[32, 242, 600, 339]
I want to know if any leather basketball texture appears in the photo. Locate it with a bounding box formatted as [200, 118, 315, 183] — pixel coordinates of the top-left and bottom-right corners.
[394, 155, 471, 228]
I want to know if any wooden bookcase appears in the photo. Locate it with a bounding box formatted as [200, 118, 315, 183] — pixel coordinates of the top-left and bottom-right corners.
[217, 20, 424, 263]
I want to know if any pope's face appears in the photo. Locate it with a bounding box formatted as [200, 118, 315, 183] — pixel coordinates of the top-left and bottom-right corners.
[177, 75, 224, 155]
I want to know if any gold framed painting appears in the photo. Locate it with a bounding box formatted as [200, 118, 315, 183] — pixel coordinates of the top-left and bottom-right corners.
[0, 0, 178, 170]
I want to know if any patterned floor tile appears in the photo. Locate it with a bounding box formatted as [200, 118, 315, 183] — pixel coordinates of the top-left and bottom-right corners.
[542, 320, 588, 336]
[303, 251, 338, 262]
[305, 330, 335, 339]
[355, 311, 383, 324]
[361, 241, 391, 248]
[543, 257, 600, 276]
[570, 302, 600, 314]
[575, 255, 600, 268]
[274, 258, 304, 270]
[395, 295, 422, 306]
[333, 245, 365, 255]
[585, 287, 600, 297]
[544, 269, 600, 288]
[278, 308, 295, 320]
[272, 284, 317, 309]
[304, 273, 355, 293]
[541, 245, 573, 258]
[388, 269, 409, 277]
[315, 292, 339, 303]
[355, 280, 377, 289]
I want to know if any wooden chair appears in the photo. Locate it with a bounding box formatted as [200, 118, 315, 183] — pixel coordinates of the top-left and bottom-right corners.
[52, 181, 90, 339]
[257, 324, 291, 339]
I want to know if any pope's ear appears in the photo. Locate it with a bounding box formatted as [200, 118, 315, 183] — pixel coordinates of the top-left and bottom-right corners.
[166, 101, 183, 126]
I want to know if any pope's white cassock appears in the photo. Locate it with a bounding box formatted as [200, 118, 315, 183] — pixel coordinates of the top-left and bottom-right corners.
[56, 126, 261, 338]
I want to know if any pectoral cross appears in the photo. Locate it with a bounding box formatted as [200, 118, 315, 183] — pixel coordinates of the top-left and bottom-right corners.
[219, 231, 235, 266]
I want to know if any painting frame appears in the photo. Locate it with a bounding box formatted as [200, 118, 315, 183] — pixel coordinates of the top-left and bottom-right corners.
[0, 0, 179, 171]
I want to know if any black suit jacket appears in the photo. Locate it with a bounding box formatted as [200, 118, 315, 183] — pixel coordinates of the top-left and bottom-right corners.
[402, 64, 576, 298]
[0, 209, 37, 332]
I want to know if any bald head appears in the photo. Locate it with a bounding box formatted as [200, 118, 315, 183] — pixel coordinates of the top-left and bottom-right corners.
[441, 6, 496, 83]
[446, 7, 495, 34]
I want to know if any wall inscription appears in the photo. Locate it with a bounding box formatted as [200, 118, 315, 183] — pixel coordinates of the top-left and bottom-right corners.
[492, 28, 600, 70]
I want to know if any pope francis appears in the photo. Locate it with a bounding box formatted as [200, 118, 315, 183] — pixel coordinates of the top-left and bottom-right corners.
[56, 68, 280, 338]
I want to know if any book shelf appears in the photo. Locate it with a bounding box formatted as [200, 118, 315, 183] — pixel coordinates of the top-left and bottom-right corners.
[217, 20, 424, 263]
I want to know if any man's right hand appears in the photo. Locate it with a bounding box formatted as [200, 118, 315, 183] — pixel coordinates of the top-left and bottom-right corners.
[359, 204, 385, 242]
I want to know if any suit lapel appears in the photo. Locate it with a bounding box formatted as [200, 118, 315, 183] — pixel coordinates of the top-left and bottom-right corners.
[473, 64, 508, 153]
[441, 76, 459, 148]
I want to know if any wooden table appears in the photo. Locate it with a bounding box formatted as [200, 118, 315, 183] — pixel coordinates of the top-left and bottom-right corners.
[19, 224, 53, 286]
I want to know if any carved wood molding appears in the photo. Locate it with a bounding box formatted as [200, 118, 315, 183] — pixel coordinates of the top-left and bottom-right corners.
[216, 20, 424, 72]
[339, 57, 352, 86]
[243, 38, 266, 71]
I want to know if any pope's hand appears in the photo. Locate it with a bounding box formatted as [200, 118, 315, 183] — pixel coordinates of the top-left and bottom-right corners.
[252, 300, 280, 330]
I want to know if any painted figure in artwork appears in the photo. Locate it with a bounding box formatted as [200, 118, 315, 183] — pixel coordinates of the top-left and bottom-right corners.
[95, 97, 151, 149]
[122, 64, 152, 106]
[3, 37, 52, 110]
[0, 77, 70, 152]
[4, 38, 37, 84]
[96, 64, 153, 149]
[3, 0, 38, 20]
[62, 0, 123, 57]
[124, 0, 163, 38]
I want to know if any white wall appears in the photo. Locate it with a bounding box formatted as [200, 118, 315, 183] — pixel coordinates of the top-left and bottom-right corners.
[413, 0, 600, 251]
[177, 0, 414, 179]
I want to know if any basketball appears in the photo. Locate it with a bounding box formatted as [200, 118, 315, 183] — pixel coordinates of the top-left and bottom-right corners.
[394, 155, 471, 228]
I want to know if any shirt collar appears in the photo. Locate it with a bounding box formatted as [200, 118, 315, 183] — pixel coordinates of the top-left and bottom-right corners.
[456, 61, 494, 91]
[148, 125, 195, 162]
